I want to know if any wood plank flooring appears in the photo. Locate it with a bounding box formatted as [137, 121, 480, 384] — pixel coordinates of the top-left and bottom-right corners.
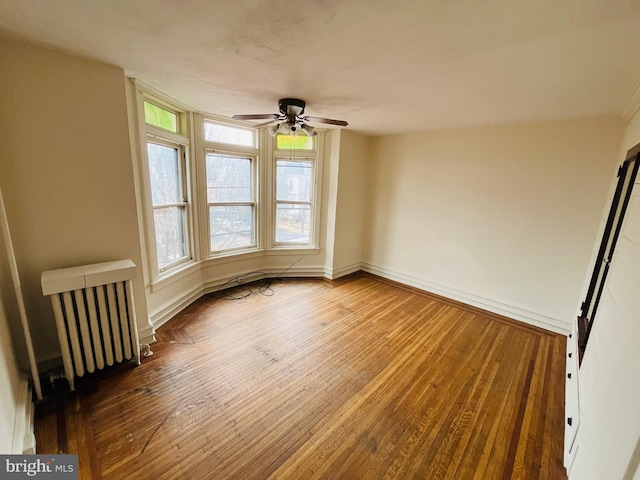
[34, 273, 567, 479]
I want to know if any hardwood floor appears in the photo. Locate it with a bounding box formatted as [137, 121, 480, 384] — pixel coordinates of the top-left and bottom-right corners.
[35, 273, 567, 479]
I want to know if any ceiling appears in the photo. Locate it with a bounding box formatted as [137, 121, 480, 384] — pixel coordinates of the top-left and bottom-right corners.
[1, 0, 640, 136]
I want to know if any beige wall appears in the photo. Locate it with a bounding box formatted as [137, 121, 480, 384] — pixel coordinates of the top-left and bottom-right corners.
[322, 130, 341, 276]
[363, 116, 623, 331]
[331, 130, 370, 276]
[0, 37, 149, 364]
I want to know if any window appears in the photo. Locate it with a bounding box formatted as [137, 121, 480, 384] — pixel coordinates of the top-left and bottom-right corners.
[206, 153, 256, 252]
[273, 134, 319, 247]
[134, 83, 324, 282]
[202, 118, 259, 256]
[144, 101, 178, 132]
[140, 94, 192, 273]
[148, 142, 188, 269]
[275, 159, 313, 244]
[276, 134, 314, 150]
[204, 121, 255, 147]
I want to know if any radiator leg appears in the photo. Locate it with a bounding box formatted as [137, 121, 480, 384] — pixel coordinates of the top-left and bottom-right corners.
[140, 344, 153, 360]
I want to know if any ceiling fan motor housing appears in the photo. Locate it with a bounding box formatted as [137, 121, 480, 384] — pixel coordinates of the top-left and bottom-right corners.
[279, 98, 306, 117]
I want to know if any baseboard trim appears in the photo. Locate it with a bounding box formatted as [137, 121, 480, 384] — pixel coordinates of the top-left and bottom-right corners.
[150, 267, 327, 331]
[149, 284, 204, 331]
[201, 267, 326, 296]
[148, 261, 569, 335]
[361, 263, 570, 334]
[12, 378, 35, 454]
[137, 321, 156, 345]
[325, 262, 362, 280]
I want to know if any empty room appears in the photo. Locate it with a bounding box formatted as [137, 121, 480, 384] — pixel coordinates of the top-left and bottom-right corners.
[1, 1, 639, 479]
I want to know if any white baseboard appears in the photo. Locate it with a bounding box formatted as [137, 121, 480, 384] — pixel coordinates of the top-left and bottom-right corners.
[12, 377, 35, 454]
[325, 262, 362, 280]
[148, 261, 570, 335]
[361, 262, 570, 334]
[149, 284, 203, 331]
[137, 321, 157, 346]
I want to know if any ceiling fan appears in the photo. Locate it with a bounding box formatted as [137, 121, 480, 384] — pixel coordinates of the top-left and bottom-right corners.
[233, 98, 348, 137]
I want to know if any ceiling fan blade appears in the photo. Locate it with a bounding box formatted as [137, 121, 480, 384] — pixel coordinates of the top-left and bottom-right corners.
[255, 119, 279, 127]
[232, 113, 279, 121]
[303, 116, 348, 127]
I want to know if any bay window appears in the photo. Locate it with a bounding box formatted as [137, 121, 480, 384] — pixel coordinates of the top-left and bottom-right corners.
[133, 83, 323, 283]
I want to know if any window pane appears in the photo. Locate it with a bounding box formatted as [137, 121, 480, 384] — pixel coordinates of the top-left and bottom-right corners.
[148, 143, 181, 205]
[276, 203, 311, 244]
[153, 206, 187, 269]
[210, 205, 254, 251]
[276, 134, 313, 150]
[144, 101, 177, 132]
[206, 154, 252, 202]
[204, 121, 255, 147]
[276, 160, 312, 202]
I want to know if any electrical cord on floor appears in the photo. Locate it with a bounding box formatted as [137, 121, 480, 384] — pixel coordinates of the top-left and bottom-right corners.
[214, 246, 320, 300]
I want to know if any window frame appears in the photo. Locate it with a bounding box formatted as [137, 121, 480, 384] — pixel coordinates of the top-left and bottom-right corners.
[201, 116, 261, 258]
[147, 138, 190, 270]
[135, 88, 196, 280]
[203, 119, 258, 149]
[271, 132, 323, 249]
[205, 150, 258, 255]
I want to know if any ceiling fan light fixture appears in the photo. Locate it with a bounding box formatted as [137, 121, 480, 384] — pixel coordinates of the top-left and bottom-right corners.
[233, 98, 347, 132]
[267, 123, 279, 137]
[278, 121, 292, 134]
[301, 124, 317, 136]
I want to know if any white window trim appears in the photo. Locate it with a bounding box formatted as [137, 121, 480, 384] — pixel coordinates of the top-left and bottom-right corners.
[205, 149, 259, 256]
[269, 131, 324, 250]
[198, 115, 262, 258]
[130, 82, 326, 289]
[132, 82, 198, 282]
[147, 137, 190, 270]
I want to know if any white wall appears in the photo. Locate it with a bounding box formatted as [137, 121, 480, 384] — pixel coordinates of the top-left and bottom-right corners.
[0, 37, 151, 364]
[0, 199, 34, 454]
[363, 116, 623, 332]
[568, 110, 640, 480]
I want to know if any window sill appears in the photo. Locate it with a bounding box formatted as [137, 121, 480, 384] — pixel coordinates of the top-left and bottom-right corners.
[205, 247, 265, 265]
[150, 260, 200, 293]
[266, 245, 321, 256]
[148, 247, 321, 293]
